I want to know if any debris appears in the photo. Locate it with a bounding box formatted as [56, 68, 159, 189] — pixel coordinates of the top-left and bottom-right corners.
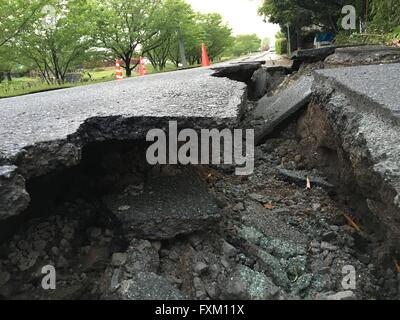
[395, 260, 400, 273]
[222, 264, 279, 300]
[276, 169, 335, 191]
[0, 272, 10, 288]
[306, 177, 311, 190]
[111, 253, 127, 267]
[343, 213, 361, 232]
[263, 202, 273, 210]
[194, 262, 208, 274]
[326, 290, 356, 300]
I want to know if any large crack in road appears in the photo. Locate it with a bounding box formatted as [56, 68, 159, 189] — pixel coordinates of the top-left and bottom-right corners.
[0, 54, 400, 300]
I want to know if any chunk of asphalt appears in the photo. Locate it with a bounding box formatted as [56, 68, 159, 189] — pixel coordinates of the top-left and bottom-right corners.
[312, 63, 400, 253]
[0, 66, 247, 220]
[252, 76, 313, 144]
[325, 45, 400, 66]
[104, 167, 221, 240]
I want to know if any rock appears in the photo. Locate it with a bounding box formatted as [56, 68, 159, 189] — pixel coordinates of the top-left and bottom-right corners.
[233, 202, 245, 211]
[0, 272, 10, 288]
[188, 234, 203, 248]
[250, 67, 270, 99]
[33, 240, 47, 251]
[51, 246, 60, 256]
[151, 241, 162, 252]
[326, 290, 356, 300]
[60, 239, 69, 248]
[249, 193, 268, 203]
[114, 272, 184, 300]
[56, 255, 69, 269]
[18, 252, 39, 271]
[105, 167, 221, 240]
[205, 283, 219, 299]
[320, 242, 338, 252]
[312, 203, 322, 212]
[222, 240, 237, 257]
[292, 273, 313, 293]
[0, 166, 30, 220]
[257, 249, 290, 289]
[118, 205, 130, 212]
[89, 227, 102, 239]
[321, 231, 336, 242]
[111, 253, 127, 267]
[223, 265, 279, 300]
[194, 262, 208, 274]
[123, 239, 160, 274]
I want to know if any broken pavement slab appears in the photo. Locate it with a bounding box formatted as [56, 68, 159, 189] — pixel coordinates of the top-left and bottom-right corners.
[311, 63, 400, 253]
[104, 167, 221, 240]
[252, 76, 313, 144]
[325, 45, 400, 67]
[0, 66, 249, 220]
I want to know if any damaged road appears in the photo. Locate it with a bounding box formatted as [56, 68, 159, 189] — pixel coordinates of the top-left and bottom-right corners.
[0, 49, 400, 300]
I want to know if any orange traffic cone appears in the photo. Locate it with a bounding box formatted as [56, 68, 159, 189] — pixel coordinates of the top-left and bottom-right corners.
[201, 43, 210, 67]
[115, 60, 123, 80]
[139, 57, 148, 76]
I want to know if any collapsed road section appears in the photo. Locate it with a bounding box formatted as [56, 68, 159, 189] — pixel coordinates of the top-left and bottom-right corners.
[0, 53, 400, 300]
[0, 66, 249, 221]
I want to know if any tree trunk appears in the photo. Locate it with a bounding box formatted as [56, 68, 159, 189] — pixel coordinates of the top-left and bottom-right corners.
[125, 58, 132, 77]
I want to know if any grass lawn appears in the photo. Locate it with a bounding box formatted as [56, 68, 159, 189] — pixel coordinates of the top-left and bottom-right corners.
[0, 63, 182, 99]
[0, 57, 231, 99]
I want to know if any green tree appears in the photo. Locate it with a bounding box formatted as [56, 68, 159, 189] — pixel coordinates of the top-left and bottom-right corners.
[145, 0, 196, 71]
[14, 0, 96, 84]
[0, 0, 46, 47]
[197, 13, 234, 62]
[228, 34, 261, 57]
[369, 0, 400, 31]
[94, 0, 164, 77]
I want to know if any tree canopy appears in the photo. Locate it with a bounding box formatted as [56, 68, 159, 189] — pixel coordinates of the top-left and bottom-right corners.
[0, 0, 236, 80]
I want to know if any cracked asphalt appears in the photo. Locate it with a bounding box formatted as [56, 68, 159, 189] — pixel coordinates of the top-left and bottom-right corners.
[0, 67, 246, 160]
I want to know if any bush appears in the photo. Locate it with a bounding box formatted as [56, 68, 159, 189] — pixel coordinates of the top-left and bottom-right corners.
[275, 38, 287, 54]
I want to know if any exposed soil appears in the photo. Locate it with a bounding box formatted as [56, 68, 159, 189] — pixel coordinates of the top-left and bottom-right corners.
[0, 61, 399, 300]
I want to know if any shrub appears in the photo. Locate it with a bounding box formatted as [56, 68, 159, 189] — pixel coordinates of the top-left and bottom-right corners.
[275, 38, 288, 54]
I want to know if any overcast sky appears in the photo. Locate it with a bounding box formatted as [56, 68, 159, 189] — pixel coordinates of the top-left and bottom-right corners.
[186, 0, 280, 41]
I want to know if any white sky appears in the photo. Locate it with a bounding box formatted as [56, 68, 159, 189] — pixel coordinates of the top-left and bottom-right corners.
[186, 0, 281, 42]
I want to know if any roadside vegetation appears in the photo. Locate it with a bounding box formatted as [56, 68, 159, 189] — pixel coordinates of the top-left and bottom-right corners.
[0, 0, 263, 98]
[259, 0, 400, 51]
